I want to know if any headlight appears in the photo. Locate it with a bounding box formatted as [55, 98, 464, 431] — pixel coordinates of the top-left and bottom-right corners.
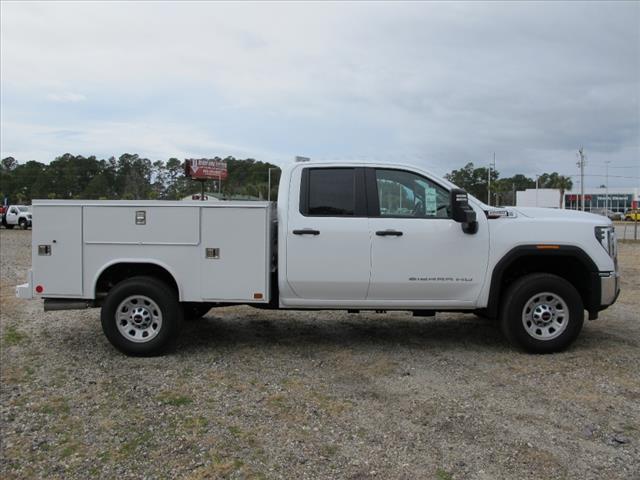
[595, 226, 616, 257]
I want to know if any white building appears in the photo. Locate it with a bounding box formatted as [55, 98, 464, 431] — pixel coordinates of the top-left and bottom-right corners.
[516, 188, 563, 208]
[564, 187, 639, 213]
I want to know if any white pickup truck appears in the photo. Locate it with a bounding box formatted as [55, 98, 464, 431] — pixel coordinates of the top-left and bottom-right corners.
[17, 162, 620, 355]
[2, 205, 32, 229]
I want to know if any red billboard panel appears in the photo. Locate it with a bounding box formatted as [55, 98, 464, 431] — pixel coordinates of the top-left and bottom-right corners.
[185, 159, 228, 180]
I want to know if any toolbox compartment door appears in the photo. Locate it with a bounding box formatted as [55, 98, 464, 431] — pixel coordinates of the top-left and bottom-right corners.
[83, 206, 199, 245]
[200, 207, 270, 302]
[32, 205, 83, 296]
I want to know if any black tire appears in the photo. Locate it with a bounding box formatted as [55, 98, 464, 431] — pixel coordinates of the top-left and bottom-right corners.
[182, 303, 211, 321]
[4, 224, 14, 230]
[500, 273, 584, 353]
[101, 276, 183, 356]
[19, 219, 28, 230]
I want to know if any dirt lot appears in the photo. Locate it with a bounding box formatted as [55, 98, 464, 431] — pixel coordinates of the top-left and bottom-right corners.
[1, 229, 638, 479]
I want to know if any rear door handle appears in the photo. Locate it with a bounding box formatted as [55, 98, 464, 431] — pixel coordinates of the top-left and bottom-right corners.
[376, 230, 403, 237]
[293, 229, 320, 236]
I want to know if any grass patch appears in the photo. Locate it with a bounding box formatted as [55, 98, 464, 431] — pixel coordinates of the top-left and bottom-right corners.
[60, 443, 78, 458]
[267, 394, 288, 411]
[40, 397, 71, 415]
[119, 431, 152, 458]
[157, 391, 193, 406]
[436, 468, 453, 480]
[186, 453, 257, 480]
[3, 325, 27, 346]
[320, 444, 339, 457]
[184, 415, 209, 433]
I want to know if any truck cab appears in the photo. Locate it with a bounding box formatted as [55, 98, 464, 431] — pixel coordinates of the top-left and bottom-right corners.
[278, 163, 490, 309]
[17, 161, 620, 356]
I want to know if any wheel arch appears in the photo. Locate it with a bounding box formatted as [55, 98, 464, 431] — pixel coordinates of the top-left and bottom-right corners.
[487, 245, 600, 319]
[93, 259, 182, 301]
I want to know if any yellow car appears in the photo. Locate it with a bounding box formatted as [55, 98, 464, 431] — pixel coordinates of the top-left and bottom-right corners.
[624, 209, 640, 221]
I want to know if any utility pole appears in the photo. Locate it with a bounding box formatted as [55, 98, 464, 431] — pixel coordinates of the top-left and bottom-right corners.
[535, 174, 540, 207]
[577, 147, 586, 211]
[488, 152, 495, 206]
[604, 160, 610, 212]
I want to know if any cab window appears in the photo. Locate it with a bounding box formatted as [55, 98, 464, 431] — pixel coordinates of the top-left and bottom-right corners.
[374, 169, 450, 218]
[300, 168, 366, 217]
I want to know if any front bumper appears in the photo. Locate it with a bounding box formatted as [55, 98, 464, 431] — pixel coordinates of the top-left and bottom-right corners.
[599, 271, 620, 307]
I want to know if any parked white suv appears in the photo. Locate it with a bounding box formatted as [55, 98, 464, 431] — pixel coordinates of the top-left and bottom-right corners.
[17, 162, 620, 355]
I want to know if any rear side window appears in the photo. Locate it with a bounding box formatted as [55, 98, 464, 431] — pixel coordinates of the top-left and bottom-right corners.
[304, 168, 356, 216]
[299, 167, 367, 216]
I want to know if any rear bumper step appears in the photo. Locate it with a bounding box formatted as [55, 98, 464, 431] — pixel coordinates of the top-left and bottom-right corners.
[44, 299, 96, 311]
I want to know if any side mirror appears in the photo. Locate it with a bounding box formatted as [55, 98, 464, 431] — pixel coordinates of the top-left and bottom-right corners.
[450, 189, 478, 234]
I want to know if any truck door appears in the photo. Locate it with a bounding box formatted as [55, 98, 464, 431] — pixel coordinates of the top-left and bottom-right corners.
[366, 168, 489, 305]
[285, 167, 371, 300]
[6, 206, 18, 224]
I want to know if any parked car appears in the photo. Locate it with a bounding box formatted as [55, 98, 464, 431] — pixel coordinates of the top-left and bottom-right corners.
[17, 162, 619, 355]
[1, 205, 32, 229]
[591, 208, 622, 221]
[624, 209, 640, 221]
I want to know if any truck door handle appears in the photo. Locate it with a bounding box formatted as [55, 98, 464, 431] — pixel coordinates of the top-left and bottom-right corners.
[376, 230, 403, 237]
[293, 229, 320, 236]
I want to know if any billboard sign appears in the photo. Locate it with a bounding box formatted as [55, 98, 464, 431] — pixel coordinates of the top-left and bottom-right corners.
[185, 159, 228, 180]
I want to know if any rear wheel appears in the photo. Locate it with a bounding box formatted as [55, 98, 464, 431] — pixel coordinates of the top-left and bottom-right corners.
[4, 224, 14, 229]
[101, 276, 183, 356]
[500, 273, 584, 353]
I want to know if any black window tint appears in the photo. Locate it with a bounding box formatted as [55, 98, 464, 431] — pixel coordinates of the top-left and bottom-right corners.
[308, 168, 355, 216]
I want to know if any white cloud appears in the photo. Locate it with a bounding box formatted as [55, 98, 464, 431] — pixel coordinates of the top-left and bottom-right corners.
[1, 1, 638, 187]
[46, 92, 86, 103]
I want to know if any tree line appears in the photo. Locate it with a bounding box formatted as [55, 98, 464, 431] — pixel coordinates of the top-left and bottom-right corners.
[1, 154, 571, 207]
[0, 154, 279, 203]
[445, 162, 573, 207]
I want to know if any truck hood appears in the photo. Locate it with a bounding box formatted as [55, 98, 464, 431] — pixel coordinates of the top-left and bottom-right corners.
[512, 207, 611, 225]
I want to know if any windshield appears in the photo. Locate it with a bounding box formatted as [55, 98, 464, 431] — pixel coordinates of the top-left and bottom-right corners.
[18, 207, 29, 212]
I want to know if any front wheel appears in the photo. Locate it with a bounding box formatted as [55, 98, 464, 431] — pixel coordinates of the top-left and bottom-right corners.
[19, 219, 28, 230]
[101, 276, 183, 356]
[500, 273, 584, 353]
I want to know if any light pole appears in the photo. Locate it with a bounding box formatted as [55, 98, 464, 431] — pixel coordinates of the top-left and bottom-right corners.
[535, 174, 540, 207]
[577, 147, 586, 211]
[488, 153, 495, 206]
[605, 161, 610, 213]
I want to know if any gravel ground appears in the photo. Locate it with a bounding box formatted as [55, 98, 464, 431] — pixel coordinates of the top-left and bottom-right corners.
[1, 229, 639, 479]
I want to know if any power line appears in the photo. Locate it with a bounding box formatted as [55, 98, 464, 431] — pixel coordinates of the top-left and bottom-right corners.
[565, 174, 640, 179]
[588, 165, 639, 169]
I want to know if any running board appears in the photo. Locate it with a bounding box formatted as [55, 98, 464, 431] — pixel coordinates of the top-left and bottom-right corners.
[44, 299, 96, 312]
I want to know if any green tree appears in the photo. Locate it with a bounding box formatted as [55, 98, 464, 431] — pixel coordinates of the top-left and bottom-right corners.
[11, 160, 47, 202]
[116, 153, 152, 199]
[494, 174, 536, 205]
[445, 162, 499, 202]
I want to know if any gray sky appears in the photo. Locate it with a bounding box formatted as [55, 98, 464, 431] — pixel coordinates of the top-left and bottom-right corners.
[1, 1, 639, 187]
